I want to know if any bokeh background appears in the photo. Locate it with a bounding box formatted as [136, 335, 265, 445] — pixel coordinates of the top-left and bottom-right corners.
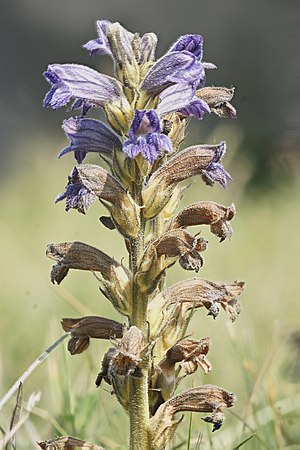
[0, 1, 300, 448]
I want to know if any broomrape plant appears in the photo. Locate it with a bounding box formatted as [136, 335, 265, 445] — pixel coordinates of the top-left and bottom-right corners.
[39, 20, 245, 450]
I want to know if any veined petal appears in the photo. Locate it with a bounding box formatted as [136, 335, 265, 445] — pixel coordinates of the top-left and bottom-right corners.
[83, 20, 112, 56]
[157, 84, 194, 116]
[59, 117, 122, 163]
[168, 34, 203, 59]
[139, 33, 158, 65]
[43, 64, 123, 109]
[140, 51, 203, 95]
[178, 97, 210, 119]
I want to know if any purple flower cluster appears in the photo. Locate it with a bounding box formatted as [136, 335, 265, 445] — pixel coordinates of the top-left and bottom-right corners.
[43, 20, 221, 166]
[43, 17, 236, 213]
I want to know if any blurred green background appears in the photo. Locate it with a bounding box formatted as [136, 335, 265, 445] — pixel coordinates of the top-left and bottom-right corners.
[0, 1, 300, 449]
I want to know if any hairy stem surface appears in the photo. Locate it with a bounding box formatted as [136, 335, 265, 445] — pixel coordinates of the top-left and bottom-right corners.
[129, 179, 150, 450]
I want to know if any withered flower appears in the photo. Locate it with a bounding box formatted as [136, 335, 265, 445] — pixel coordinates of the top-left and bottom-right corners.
[56, 164, 140, 238]
[196, 86, 236, 118]
[61, 316, 124, 355]
[150, 337, 211, 412]
[38, 436, 104, 449]
[46, 241, 131, 316]
[148, 278, 245, 358]
[169, 201, 236, 242]
[142, 142, 231, 219]
[95, 327, 144, 410]
[137, 229, 207, 293]
[150, 385, 235, 449]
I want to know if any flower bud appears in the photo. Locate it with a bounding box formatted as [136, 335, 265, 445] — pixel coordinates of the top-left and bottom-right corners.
[107, 22, 140, 103]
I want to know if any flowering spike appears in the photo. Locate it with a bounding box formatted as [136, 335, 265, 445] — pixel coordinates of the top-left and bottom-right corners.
[42, 19, 244, 449]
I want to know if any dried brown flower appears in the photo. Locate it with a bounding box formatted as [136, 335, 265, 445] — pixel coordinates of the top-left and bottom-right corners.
[37, 436, 104, 449]
[169, 201, 236, 242]
[137, 229, 208, 293]
[142, 143, 228, 219]
[150, 385, 235, 449]
[148, 278, 245, 359]
[196, 86, 236, 118]
[61, 316, 124, 355]
[150, 337, 211, 413]
[46, 241, 131, 315]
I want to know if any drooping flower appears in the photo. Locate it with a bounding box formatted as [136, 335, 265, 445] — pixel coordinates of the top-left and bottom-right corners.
[123, 109, 173, 164]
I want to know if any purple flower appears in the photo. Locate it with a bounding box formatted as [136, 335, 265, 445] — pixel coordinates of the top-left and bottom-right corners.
[123, 110, 173, 164]
[169, 34, 203, 59]
[43, 64, 123, 110]
[82, 20, 112, 57]
[140, 51, 203, 96]
[201, 142, 232, 188]
[157, 84, 210, 118]
[59, 117, 122, 163]
[178, 97, 211, 119]
[55, 167, 97, 214]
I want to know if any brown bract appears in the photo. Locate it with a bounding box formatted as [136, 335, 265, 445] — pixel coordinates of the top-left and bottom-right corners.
[196, 86, 236, 118]
[150, 385, 235, 449]
[137, 229, 208, 293]
[61, 316, 124, 355]
[142, 144, 225, 219]
[169, 201, 236, 242]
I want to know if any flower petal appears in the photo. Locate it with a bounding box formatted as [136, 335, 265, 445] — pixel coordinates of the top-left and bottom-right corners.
[201, 142, 232, 188]
[157, 84, 195, 116]
[140, 51, 203, 95]
[59, 117, 122, 163]
[168, 34, 203, 59]
[43, 64, 123, 109]
[82, 19, 112, 56]
[178, 97, 210, 119]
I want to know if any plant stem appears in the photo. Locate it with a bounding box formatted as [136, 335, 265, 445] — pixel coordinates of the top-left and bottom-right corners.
[128, 177, 150, 450]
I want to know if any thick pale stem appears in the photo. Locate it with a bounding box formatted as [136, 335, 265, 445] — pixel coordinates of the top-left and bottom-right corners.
[128, 178, 150, 450]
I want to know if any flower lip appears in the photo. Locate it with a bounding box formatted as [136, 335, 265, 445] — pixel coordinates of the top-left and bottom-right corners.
[202, 142, 232, 188]
[124, 109, 173, 164]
